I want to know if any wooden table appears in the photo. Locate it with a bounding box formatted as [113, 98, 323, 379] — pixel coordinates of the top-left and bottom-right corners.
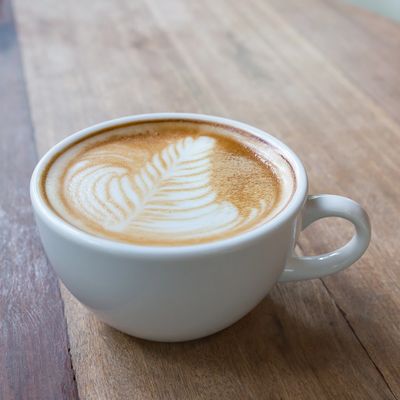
[1, 0, 400, 398]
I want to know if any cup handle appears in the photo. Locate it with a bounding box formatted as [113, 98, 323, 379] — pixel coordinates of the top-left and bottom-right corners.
[279, 194, 371, 282]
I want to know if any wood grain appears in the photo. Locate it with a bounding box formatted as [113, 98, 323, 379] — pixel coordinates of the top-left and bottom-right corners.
[268, 0, 400, 127]
[0, 1, 78, 399]
[264, 0, 400, 394]
[12, 0, 400, 398]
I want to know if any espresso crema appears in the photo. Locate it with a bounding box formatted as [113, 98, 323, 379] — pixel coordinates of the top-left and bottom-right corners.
[42, 120, 295, 245]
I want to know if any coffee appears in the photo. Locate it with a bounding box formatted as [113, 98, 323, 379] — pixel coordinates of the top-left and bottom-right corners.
[42, 120, 294, 245]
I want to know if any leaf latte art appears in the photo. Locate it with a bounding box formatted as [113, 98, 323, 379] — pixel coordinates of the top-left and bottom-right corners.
[44, 121, 294, 245]
[65, 136, 266, 239]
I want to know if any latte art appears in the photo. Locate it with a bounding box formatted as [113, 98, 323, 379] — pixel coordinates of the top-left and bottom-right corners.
[43, 121, 294, 245]
[66, 136, 267, 239]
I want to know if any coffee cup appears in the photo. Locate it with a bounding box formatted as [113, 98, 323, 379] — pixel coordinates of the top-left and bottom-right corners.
[30, 113, 371, 341]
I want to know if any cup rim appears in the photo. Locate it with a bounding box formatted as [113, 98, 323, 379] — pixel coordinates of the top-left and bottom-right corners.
[30, 113, 308, 258]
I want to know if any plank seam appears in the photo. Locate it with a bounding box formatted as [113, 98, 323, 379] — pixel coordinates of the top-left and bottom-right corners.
[10, 1, 80, 397]
[296, 241, 397, 398]
[319, 278, 398, 400]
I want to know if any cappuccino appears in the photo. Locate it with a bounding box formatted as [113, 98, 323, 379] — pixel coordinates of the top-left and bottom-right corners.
[42, 120, 294, 245]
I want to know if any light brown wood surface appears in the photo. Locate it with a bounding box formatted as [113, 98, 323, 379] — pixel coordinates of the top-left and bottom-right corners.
[13, 0, 400, 398]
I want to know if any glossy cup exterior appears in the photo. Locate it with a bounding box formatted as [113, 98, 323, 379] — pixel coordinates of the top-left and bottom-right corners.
[30, 113, 370, 342]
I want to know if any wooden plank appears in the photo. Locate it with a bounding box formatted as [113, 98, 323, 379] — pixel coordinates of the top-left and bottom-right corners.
[12, 0, 400, 398]
[252, 0, 400, 395]
[267, 0, 400, 126]
[60, 280, 396, 400]
[0, 1, 78, 399]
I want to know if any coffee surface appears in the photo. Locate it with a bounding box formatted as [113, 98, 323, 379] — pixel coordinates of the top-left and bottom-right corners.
[43, 120, 294, 245]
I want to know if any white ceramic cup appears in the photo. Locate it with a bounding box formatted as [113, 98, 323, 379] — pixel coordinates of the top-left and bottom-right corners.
[30, 113, 371, 342]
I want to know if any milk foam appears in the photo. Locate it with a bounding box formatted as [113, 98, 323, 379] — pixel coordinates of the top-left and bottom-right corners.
[43, 121, 294, 245]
